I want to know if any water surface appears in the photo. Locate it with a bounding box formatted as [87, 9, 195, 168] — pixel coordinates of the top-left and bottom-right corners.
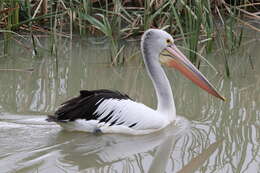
[0, 34, 259, 173]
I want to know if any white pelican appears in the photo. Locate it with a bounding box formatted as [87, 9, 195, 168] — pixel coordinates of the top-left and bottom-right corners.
[47, 29, 225, 135]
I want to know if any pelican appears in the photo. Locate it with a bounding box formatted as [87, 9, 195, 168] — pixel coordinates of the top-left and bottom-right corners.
[47, 29, 225, 135]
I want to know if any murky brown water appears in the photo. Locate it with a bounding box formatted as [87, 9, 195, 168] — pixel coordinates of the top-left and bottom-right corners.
[0, 33, 259, 173]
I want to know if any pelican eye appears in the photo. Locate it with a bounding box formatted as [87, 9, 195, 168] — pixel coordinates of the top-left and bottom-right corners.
[166, 39, 172, 44]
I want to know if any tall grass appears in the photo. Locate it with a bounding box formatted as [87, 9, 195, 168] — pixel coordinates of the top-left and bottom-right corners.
[0, 0, 259, 68]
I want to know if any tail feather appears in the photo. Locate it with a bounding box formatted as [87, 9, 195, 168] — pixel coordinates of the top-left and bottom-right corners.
[46, 115, 68, 123]
[46, 115, 58, 122]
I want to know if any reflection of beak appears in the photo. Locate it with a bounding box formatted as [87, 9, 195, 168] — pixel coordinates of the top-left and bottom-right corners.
[160, 44, 226, 101]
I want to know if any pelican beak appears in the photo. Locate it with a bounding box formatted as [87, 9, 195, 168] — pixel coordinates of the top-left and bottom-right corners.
[160, 44, 226, 101]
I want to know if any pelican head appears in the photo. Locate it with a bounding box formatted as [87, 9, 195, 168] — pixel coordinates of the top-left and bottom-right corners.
[141, 29, 225, 101]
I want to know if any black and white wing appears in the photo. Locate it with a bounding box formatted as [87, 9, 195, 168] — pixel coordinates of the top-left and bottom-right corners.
[47, 89, 130, 122]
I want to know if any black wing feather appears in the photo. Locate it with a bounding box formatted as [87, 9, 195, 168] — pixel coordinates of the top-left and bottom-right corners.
[47, 89, 131, 122]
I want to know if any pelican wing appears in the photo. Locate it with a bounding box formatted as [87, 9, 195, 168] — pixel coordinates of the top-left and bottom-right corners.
[47, 89, 131, 122]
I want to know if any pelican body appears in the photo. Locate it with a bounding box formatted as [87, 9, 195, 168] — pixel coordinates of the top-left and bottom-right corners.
[47, 29, 225, 135]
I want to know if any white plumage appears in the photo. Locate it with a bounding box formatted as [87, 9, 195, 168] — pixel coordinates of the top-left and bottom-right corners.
[95, 99, 167, 129]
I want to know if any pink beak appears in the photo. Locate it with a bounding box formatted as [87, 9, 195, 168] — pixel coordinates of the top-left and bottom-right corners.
[163, 44, 226, 101]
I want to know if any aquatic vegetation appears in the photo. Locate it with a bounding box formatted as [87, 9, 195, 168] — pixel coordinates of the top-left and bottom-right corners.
[0, 0, 259, 68]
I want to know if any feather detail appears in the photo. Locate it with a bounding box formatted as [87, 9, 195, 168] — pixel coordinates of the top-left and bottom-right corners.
[47, 89, 131, 122]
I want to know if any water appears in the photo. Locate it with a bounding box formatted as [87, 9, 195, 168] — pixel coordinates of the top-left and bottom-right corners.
[0, 34, 259, 173]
